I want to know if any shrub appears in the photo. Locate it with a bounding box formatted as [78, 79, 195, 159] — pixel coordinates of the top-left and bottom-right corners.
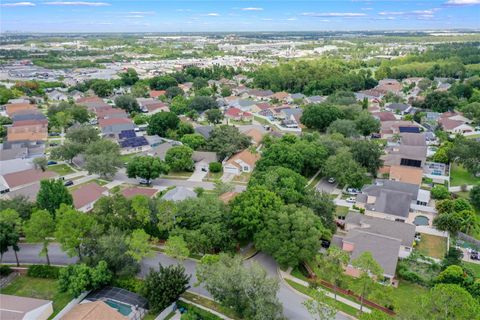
[431, 185, 450, 200]
[0, 265, 13, 276]
[177, 301, 222, 320]
[208, 162, 222, 173]
[27, 265, 60, 279]
[112, 276, 144, 294]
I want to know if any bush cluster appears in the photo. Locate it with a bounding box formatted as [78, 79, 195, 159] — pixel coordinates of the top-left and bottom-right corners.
[27, 265, 60, 279]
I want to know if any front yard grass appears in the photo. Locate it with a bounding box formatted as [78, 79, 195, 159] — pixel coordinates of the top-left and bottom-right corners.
[450, 163, 479, 186]
[68, 178, 109, 191]
[47, 164, 75, 176]
[415, 233, 447, 259]
[204, 171, 223, 181]
[0, 276, 71, 318]
[181, 291, 241, 320]
[464, 261, 480, 278]
[285, 279, 361, 318]
[162, 171, 193, 179]
[335, 205, 350, 217]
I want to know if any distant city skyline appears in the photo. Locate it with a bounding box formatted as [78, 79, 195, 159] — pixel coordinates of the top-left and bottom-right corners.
[1, 0, 479, 33]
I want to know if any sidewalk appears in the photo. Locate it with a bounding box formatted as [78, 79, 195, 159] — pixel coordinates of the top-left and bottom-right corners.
[279, 268, 371, 314]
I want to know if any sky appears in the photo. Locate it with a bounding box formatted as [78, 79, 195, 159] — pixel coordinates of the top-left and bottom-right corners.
[1, 0, 479, 33]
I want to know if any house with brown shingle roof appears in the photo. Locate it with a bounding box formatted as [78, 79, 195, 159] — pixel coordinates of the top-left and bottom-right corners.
[71, 182, 108, 212]
[223, 149, 260, 175]
[5, 103, 37, 117]
[244, 128, 264, 145]
[2, 168, 57, 189]
[61, 301, 127, 320]
[7, 122, 48, 142]
[121, 187, 158, 199]
[438, 111, 474, 134]
[389, 165, 423, 186]
[95, 107, 128, 119]
[372, 111, 396, 122]
[149, 90, 166, 98]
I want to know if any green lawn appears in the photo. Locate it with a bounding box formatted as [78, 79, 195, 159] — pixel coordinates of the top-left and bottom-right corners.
[162, 171, 193, 179]
[285, 279, 362, 318]
[450, 163, 479, 187]
[68, 179, 109, 191]
[416, 233, 448, 259]
[204, 171, 223, 181]
[464, 261, 480, 278]
[0, 276, 71, 318]
[390, 281, 428, 312]
[181, 291, 241, 320]
[335, 206, 350, 217]
[47, 164, 75, 176]
[119, 152, 142, 166]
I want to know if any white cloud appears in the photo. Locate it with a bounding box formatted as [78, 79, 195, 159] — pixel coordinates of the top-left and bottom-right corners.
[126, 15, 144, 18]
[206, 13, 219, 16]
[445, 0, 480, 5]
[44, 2, 110, 6]
[261, 18, 273, 21]
[241, 7, 263, 11]
[128, 11, 155, 15]
[302, 12, 366, 17]
[1, 2, 35, 7]
[378, 11, 405, 15]
[286, 17, 297, 21]
[379, 9, 438, 17]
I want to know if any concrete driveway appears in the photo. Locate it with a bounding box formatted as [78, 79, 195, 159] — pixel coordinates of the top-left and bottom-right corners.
[315, 178, 338, 194]
[187, 166, 208, 182]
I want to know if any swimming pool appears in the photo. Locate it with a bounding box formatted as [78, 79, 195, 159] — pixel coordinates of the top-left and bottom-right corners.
[106, 299, 132, 316]
[413, 215, 429, 226]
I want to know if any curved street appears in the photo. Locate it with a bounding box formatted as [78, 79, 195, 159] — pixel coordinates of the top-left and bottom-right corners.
[2, 244, 350, 320]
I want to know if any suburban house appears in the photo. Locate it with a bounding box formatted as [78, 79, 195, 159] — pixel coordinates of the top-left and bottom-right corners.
[5, 103, 37, 117]
[388, 165, 423, 186]
[61, 286, 148, 320]
[271, 91, 289, 102]
[121, 187, 159, 199]
[356, 179, 430, 223]
[385, 103, 412, 115]
[243, 128, 264, 146]
[1, 168, 57, 192]
[46, 89, 68, 101]
[305, 95, 326, 104]
[71, 182, 108, 212]
[194, 125, 214, 139]
[95, 107, 128, 120]
[137, 98, 169, 114]
[61, 301, 127, 320]
[372, 111, 396, 122]
[223, 149, 260, 175]
[98, 118, 135, 135]
[225, 107, 253, 122]
[7, 120, 48, 141]
[438, 111, 474, 134]
[118, 130, 150, 154]
[333, 211, 416, 285]
[245, 89, 273, 100]
[149, 90, 166, 98]
[0, 140, 45, 176]
[0, 294, 53, 320]
[192, 151, 217, 172]
[376, 79, 403, 95]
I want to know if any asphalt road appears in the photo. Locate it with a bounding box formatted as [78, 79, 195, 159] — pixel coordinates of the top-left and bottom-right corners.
[2, 244, 349, 320]
[114, 169, 247, 193]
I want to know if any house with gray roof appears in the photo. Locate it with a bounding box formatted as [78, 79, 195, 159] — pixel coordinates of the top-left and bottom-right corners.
[195, 126, 214, 139]
[356, 179, 430, 222]
[385, 103, 412, 115]
[332, 230, 402, 283]
[162, 186, 197, 202]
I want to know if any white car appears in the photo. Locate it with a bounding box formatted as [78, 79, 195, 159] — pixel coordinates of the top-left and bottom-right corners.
[346, 197, 356, 203]
[328, 177, 336, 184]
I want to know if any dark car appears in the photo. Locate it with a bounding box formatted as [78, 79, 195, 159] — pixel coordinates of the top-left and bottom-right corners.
[321, 240, 331, 249]
[47, 160, 58, 165]
[49, 132, 60, 136]
[64, 180, 74, 187]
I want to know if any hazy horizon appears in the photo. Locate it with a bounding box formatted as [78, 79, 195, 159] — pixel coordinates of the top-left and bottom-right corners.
[1, 0, 479, 33]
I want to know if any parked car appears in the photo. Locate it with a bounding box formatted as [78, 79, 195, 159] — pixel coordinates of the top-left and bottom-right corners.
[346, 187, 360, 195]
[47, 160, 57, 165]
[49, 142, 58, 147]
[328, 177, 336, 184]
[64, 180, 74, 187]
[49, 132, 60, 137]
[139, 178, 150, 185]
[321, 240, 331, 249]
[346, 197, 356, 203]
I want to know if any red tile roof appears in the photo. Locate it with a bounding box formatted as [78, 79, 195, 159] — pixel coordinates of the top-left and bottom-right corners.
[149, 90, 166, 98]
[225, 107, 242, 117]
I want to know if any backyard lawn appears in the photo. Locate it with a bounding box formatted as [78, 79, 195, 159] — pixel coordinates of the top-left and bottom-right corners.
[416, 233, 447, 259]
[47, 164, 75, 176]
[1, 276, 71, 318]
[450, 163, 479, 187]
